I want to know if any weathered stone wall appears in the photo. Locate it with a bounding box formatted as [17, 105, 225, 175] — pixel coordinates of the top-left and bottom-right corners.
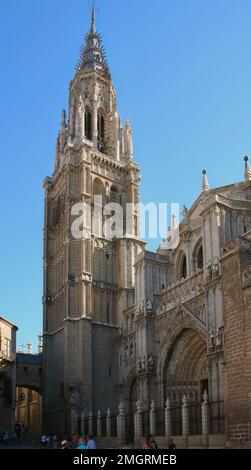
[92, 322, 119, 415]
[221, 237, 251, 445]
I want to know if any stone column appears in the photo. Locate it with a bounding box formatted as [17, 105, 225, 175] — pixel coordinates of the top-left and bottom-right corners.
[88, 411, 93, 435]
[182, 395, 189, 437]
[134, 401, 143, 440]
[97, 410, 102, 438]
[81, 412, 85, 437]
[165, 398, 172, 437]
[150, 400, 156, 436]
[106, 409, 111, 438]
[71, 409, 78, 435]
[117, 403, 126, 445]
[201, 390, 209, 447]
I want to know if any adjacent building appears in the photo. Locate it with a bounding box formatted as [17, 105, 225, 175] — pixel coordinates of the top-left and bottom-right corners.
[0, 316, 18, 434]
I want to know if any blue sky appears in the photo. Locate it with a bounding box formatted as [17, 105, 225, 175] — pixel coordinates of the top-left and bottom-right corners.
[1, 0, 251, 349]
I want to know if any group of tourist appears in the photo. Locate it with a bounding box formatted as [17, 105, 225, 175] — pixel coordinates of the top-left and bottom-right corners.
[142, 434, 176, 450]
[61, 432, 96, 450]
[39, 432, 176, 450]
[40, 432, 96, 449]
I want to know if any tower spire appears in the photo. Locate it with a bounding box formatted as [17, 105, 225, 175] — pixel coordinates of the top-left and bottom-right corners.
[91, 1, 96, 34]
[77, 1, 110, 77]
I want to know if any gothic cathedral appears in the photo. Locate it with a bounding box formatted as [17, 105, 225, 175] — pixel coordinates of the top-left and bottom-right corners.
[43, 8, 251, 446]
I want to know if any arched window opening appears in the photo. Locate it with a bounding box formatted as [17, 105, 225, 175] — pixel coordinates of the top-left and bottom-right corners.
[97, 111, 105, 151]
[110, 185, 119, 204]
[85, 108, 92, 140]
[180, 254, 187, 279]
[197, 245, 204, 270]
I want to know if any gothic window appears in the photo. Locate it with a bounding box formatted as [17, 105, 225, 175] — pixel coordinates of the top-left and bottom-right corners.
[180, 254, 187, 279]
[192, 239, 204, 272]
[97, 110, 105, 151]
[197, 245, 204, 270]
[85, 107, 92, 140]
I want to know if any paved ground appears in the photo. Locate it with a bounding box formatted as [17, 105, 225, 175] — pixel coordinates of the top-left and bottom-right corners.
[0, 440, 51, 449]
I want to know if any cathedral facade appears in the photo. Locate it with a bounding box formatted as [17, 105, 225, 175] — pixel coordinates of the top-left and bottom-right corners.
[43, 9, 251, 446]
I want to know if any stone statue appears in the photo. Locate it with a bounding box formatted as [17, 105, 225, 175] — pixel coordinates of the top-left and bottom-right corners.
[212, 257, 219, 278]
[146, 299, 152, 310]
[105, 184, 110, 198]
[206, 264, 212, 281]
[183, 205, 189, 222]
[139, 301, 144, 314]
[202, 390, 208, 403]
[148, 354, 155, 371]
[70, 387, 76, 406]
[209, 331, 215, 351]
[215, 328, 223, 348]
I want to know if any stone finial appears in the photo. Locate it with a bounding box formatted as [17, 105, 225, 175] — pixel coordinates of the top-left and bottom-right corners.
[97, 410, 101, 419]
[61, 109, 66, 127]
[244, 156, 251, 181]
[124, 119, 133, 160]
[118, 402, 125, 416]
[106, 408, 111, 417]
[150, 400, 155, 411]
[165, 397, 171, 409]
[172, 213, 178, 231]
[202, 169, 209, 192]
[182, 394, 188, 406]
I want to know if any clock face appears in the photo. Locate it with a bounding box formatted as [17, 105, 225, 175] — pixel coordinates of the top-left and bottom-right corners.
[94, 52, 101, 62]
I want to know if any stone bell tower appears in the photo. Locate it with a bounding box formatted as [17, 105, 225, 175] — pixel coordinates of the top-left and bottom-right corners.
[43, 6, 143, 434]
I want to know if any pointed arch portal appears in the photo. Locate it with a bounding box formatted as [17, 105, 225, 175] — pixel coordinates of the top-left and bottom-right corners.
[163, 328, 208, 435]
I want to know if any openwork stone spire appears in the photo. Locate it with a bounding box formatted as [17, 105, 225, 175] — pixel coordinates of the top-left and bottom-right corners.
[77, 3, 110, 77]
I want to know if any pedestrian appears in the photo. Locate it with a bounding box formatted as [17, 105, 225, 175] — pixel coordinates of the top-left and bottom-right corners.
[61, 439, 69, 449]
[15, 421, 21, 439]
[149, 434, 158, 449]
[142, 435, 152, 449]
[168, 437, 176, 450]
[70, 433, 80, 449]
[86, 432, 96, 449]
[77, 437, 87, 449]
[52, 434, 58, 449]
[2, 432, 9, 446]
